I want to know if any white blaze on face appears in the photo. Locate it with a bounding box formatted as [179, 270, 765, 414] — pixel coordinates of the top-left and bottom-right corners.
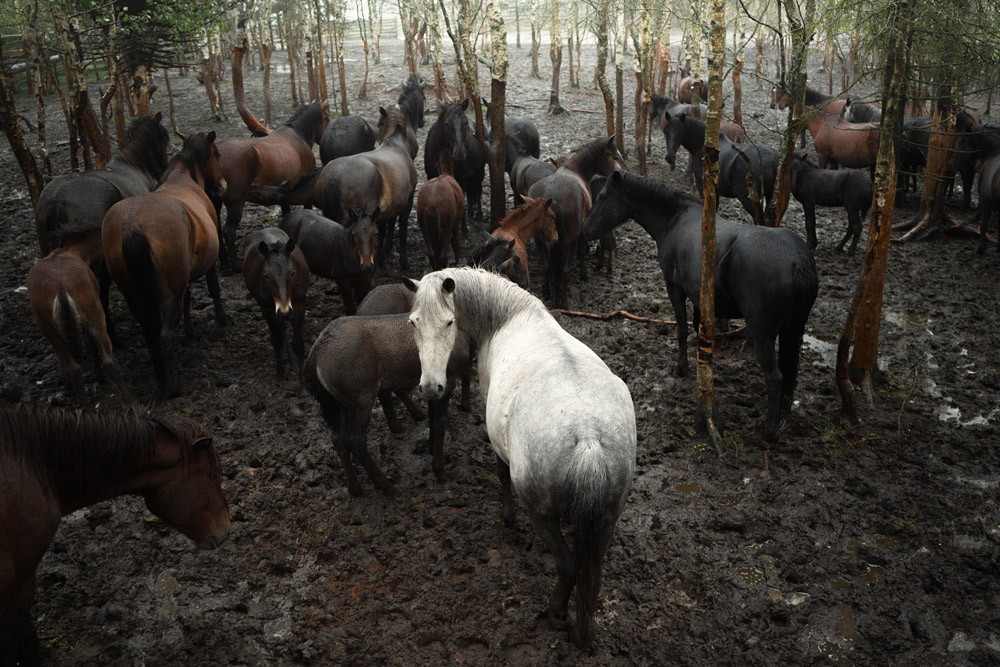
[410, 276, 458, 400]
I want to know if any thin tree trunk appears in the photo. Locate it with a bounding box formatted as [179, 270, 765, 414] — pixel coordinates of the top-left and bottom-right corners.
[595, 2, 614, 137]
[486, 0, 508, 228]
[0, 40, 44, 206]
[696, 0, 726, 451]
[548, 0, 565, 114]
[837, 0, 912, 419]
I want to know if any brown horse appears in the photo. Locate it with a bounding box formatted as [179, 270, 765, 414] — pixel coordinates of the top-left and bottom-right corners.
[284, 107, 418, 271]
[216, 101, 329, 270]
[417, 170, 466, 270]
[470, 196, 556, 288]
[0, 402, 229, 666]
[34, 113, 170, 255]
[102, 132, 228, 397]
[527, 136, 626, 307]
[27, 230, 126, 405]
[806, 112, 880, 170]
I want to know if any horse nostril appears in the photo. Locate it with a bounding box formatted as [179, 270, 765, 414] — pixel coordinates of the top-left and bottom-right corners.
[436, 383, 444, 396]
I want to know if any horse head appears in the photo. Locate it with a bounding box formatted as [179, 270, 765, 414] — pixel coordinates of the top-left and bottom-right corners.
[202, 131, 227, 200]
[407, 272, 458, 401]
[346, 205, 379, 274]
[143, 426, 230, 550]
[258, 237, 299, 317]
[663, 112, 685, 169]
[770, 86, 789, 110]
[584, 170, 628, 241]
[438, 100, 470, 163]
[317, 100, 331, 142]
[602, 135, 628, 174]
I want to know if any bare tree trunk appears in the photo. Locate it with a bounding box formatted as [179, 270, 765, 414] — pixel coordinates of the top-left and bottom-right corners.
[837, 0, 912, 420]
[695, 0, 726, 451]
[631, 6, 652, 174]
[765, 0, 814, 227]
[548, 0, 565, 114]
[529, 0, 542, 79]
[0, 40, 44, 206]
[52, 6, 108, 167]
[595, 1, 615, 137]
[486, 1, 509, 227]
[23, 9, 51, 181]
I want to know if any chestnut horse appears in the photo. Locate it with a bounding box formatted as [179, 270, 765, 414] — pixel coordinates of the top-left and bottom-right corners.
[216, 101, 329, 270]
[0, 402, 229, 666]
[34, 113, 170, 255]
[805, 112, 879, 171]
[27, 230, 126, 404]
[417, 169, 466, 270]
[102, 132, 228, 397]
[470, 196, 556, 288]
[527, 136, 626, 307]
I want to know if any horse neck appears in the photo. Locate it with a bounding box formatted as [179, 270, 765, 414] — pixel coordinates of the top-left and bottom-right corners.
[682, 119, 706, 152]
[447, 269, 537, 342]
[621, 180, 690, 243]
[564, 150, 603, 181]
[160, 161, 204, 193]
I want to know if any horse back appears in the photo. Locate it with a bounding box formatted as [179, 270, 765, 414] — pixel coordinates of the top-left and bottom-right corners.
[979, 152, 1000, 205]
[35, 173, 127, 253]
[528, 170, 590, 244]
[365, 146, 418, 216]
[281, 211, 359, 278]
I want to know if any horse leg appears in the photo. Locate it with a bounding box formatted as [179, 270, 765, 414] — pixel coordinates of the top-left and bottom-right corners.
[290, 311, 306, 376]
[841, 206, 861, 254]
[427, 394, 449, 482]
[206, 266, 228, 327]
[394, 389, 427, 421]
[378, 389, 406, 433]
[97, 262, 119, 346]
[222, 201, 245, 273]
[576, 235, 588, 282]
[750, 328, 783, 443]
[265, 314, 288, 379]
[528, 512, 576, 624]
[804, 203, 818, 249]
[160, 297, 184, 397]
[458, 364, 472, 413]
[398, 197, 413, 271]
[495, 455, 516, 527]
[666, 282, 690, 377]
[979, 204, 992, 255]
[349, 408, 398, 497]
[182, 287, 193, 341]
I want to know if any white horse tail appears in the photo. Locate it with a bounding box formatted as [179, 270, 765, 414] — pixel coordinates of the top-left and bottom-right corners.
[568, 438, 617, 649]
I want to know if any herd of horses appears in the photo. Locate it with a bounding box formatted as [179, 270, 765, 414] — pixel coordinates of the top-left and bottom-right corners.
[6, 69, 1000, 661]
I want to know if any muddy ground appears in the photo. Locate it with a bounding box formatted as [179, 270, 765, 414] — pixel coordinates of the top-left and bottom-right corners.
[2, 33, 999, 666]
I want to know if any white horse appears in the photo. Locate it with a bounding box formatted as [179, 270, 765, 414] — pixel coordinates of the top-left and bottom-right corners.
[406, 267, 636, 649]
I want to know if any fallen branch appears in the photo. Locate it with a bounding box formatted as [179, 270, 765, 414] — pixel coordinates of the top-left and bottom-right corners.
[565, 107, 603, 114]
[550, 308, 677, 324]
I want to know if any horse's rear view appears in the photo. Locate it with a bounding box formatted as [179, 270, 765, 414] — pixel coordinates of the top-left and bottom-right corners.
[409, 267, 636, 649]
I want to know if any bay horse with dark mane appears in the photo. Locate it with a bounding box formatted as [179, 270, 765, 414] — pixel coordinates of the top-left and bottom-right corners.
[216, 101, 329, 270]
[0, 402, 229, 666]
[102, 132, 228, 397]
[527, 136, 626, 307]
[35, 113, 170, 255]
[470, 196, 556, 288]
[425, 100, 486, 220]
[584, 172, 818, 443]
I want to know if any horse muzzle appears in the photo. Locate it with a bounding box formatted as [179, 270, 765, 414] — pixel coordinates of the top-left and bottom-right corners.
[196, 518, 230, 550]
[665, 155, 676, 169]
[274, 299, 293, 318]
[419, 378, 446, 400]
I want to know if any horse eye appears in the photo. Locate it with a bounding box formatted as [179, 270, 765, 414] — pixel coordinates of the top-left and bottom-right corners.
[446, 320, 454, 328]
[409, 318, 416, 327]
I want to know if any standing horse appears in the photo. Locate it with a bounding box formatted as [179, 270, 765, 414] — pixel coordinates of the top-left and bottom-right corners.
[27, 230, 127, 404]
[790, 153, 873, 253]
[417, 169, 466, 270]
[806, 112, 880, 171]
[425, 100, 487, 220]
[964, 123, 1000, 253]
[0, 403, 229, 666]
[377, 104, 419, 159]
[407, 267, 636, 649]
[397, 80, 427, 132]
[280, 208, 377, 315]
[216, 101, 329, 271]
[284, 108, 417, 271]
[102, 132, 228, 397]
[584, 172, 818, 443]
[34, 113, 170, 255]
[470, 196, 556, 287]
[771, 85, 853, 148]
[510, 155, 556, 207]
[319, 115, 377, 164]
[663, 112, 778, 225]
[527, 136, 626, 308]
[482, 99, 542, 173]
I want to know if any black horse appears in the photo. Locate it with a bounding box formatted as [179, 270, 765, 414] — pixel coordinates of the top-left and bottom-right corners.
[35, 113, 169, 254]
[319, 115, 377, 164]
[482, 98, 541, 173]
[662, 112, 778, 224]
[957, 122, 1000, 253]
[584, 172, 818, 443]
[425, 100, 486, 220]
[790, 154, 873, 254]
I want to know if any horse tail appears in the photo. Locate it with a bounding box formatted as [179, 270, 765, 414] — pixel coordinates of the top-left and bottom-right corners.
[275, 167, 322, 208]
[779, 255, 819, 413]
[320, 170, 342, 219]
[121, 229, 161, 349]
[42, 199, 68, 252]
[568, 438, 618, 649]
[302, 350, 341, 432]
[53, 292, 84, 360]
[425, 207, 444, 257]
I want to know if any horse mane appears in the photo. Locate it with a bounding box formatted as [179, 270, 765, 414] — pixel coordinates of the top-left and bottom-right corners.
[161, 133, 212, 184]
[379, 107, 408, 142]
[0, 402, 204, 502]
[398, 81, 425, 128]
[803, 86, 834, 105]
[118, 114, 169, 179]
[794, 152, 819, 168]
[498, 196, 549, 230]
[284, 102, 325, 142]
[565, 137, 614, 171]
[615, 172, 702, 207]
[426, 267, 540, 336]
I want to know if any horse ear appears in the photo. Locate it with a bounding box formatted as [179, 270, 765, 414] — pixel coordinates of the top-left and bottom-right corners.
[372, 206, 381, 219]
[206, 131, 216, 143]
[506, 238, 516, 251]
[437, 99, 446, 114]
[402, 276, 419, 292]
[285, 238, 296, 254]
[154, 111, 163, 123]
[379, 106, 388, 118]
[442, 277, 456, 293]
[192, 437, 213, 451]
[543, 197, 554, 210]
[679, 112, 687, 121]
[461, 99, 470, 111]
[611, 170, 623, 184]
[258, 240, 270, 256]
[321, 100, 330, 111]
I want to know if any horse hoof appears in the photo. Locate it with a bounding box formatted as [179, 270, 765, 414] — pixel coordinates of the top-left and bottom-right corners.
[383, 484, 400, 499]
[347, 484, 366, 497]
